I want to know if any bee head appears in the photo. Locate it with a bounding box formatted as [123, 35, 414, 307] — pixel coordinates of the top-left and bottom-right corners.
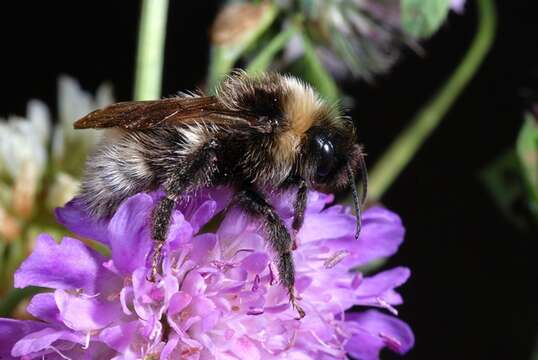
[217, 71, 367, 235]
[279, 76, 367, 238]
[294, 106, 363, 188]
[298, 110, 368, 239]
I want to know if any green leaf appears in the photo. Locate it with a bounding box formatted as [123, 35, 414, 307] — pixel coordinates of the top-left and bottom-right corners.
[5, 238, 24, 285]
[0, 240, 6, 289]
[531, 335, 538, 360]
[0, 287, 42, 317]
[401, 0, 451, 38]
[352, 257, 388, 275]
[516, 113, 538, 206]
[480, 149, 538, 230]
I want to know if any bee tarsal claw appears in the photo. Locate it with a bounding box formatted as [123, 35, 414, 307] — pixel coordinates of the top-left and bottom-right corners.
[148, 242, 165, 282]
[292, 300, 306, 320]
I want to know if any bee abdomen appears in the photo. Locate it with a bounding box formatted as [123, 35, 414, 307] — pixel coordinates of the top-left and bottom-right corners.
[77, 131, 158, 218]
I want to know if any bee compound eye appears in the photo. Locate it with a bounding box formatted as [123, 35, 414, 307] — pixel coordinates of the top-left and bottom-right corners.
[315, 136, 335, 178]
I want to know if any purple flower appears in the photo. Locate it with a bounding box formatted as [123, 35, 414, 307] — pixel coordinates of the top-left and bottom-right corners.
[0, 188, 414, 359]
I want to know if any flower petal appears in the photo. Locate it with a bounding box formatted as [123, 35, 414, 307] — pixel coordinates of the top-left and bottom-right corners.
[166, 211, 194, 251]
[55, 289, 120, 331]
[241, 252, 269, 274]
[188, 199, 217, 233]
[352, 207, 405, 265]
[345, 310, 414, 359]
[11, 327, 84, 358]
[26, 293, 61, 324]
[168, 291, 192, 315]
[14, 234, 104, 292]
[355, 267, 410, 302]
[160, 333, 180, 360]
[0, 319, 48, 359]
[190, 234, 217, 264]
[229, 336, 261, 360]
[299, 209, 355, 243]
[99, 321, 139, 354]
[108, 194, 154, 275]
[178, 187, 231, 229]
[55, 198, 110, 244]
[218, 208, 250, 240]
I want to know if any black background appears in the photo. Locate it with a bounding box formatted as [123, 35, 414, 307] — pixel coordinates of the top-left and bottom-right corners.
[1, 1, 537, 359]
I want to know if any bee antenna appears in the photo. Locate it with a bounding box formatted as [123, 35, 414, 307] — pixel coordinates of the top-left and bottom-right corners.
[347, 164, 362, 240]
[347, 153, 368, 240]
[358, 152, 368, 206]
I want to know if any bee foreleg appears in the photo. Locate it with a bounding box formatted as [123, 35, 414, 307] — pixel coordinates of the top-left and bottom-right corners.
[236, 187, 305, 319]
[149, 140, 219, 280]
[291, 178, 308, 249]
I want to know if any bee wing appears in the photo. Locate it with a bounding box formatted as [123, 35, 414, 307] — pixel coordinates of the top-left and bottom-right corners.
[74, 96, 262, 130]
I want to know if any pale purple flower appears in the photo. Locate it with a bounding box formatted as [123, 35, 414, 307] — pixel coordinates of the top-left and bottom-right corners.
[451, 0, 466, 13]
[0, 188, 414, 359]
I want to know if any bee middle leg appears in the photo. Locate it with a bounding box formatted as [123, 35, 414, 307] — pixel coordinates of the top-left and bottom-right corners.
[236, 187, 305, 319]
[149, 141, 219, 280]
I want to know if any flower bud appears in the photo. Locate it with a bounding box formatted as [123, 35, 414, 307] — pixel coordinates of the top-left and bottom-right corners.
[0, 206, 21, 243]
[211, 1, 274, 47]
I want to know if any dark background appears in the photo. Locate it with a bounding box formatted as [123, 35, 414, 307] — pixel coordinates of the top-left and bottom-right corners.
[1, 1, 537, 359]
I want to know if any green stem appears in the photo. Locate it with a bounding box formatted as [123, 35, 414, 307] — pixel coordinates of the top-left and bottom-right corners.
[246, 26, 296, 74]
[298, 32, 340, 103]
[134, 0, 169, 101]
[0, 287, 41, 317]
[364, 0, 496, 203]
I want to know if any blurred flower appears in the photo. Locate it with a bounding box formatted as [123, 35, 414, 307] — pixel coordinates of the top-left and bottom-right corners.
[52, 77, 113, 176]
[284, 0, 465, 80]
[211, 0, 466, 82]
[1, 188, 413, 359]
[0, 100, 50, 220]
[0, 77, 112, 291]
[283, 0, 415, 80]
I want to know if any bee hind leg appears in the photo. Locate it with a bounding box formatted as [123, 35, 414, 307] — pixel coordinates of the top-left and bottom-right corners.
[149, 196, 177, 281]
[236, 187, 305, 319]
[149, 141, 219, 281]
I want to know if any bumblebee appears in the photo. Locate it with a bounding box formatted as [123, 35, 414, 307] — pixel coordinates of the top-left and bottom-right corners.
[75, 71, 367, 318]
